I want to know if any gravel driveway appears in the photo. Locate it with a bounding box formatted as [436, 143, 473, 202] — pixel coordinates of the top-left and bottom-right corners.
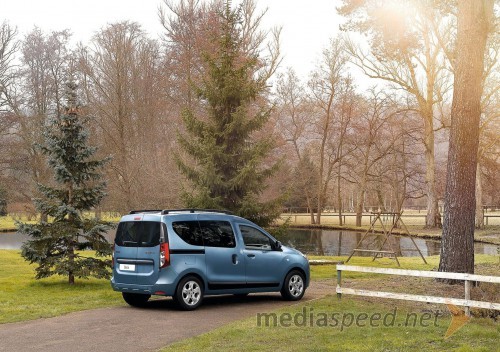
[0, 281, 333, 352]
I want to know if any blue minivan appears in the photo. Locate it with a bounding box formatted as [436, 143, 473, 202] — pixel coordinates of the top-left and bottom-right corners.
[111, 209, 310, 310]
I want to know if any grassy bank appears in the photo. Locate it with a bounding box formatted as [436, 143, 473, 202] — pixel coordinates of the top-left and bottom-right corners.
[0, 213, 122, 232]
[0, 250, 122, 324]
[0, 216, 36, 232]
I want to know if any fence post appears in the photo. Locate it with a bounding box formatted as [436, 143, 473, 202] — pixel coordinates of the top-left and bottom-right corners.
[336, 263, 343, 300]
[465, 280, 471, 317]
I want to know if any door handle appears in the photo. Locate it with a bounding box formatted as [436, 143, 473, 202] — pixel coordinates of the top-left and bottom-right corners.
[232, 254, 239, 264]
[247, 254, 255, 258]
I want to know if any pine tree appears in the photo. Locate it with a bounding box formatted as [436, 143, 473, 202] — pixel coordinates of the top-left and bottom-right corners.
[176, 2, 282, 226]
[20, 83, 111, 284]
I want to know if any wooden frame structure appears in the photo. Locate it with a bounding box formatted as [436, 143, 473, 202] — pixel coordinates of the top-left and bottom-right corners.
[346, 212, 427, 266]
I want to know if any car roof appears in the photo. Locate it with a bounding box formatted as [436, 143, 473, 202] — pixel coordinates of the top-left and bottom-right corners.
[120, 209, 254, 225]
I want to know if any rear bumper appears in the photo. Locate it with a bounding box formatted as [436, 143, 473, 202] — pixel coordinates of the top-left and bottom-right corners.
[111, 281, 177, 296]
[111, 270, 178, 296]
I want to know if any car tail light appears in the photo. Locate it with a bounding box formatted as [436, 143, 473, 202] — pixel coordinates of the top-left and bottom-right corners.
[160, 242, 170, 268]
[112, 243, 115, 268]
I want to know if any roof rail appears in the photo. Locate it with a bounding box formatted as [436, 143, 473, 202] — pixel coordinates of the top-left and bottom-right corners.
[161, 208, 234, 215]
[129, 209, 162, 214]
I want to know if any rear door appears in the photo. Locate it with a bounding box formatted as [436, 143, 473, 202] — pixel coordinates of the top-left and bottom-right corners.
[198, 217, 246, 290]
[114, 219, 161, 285]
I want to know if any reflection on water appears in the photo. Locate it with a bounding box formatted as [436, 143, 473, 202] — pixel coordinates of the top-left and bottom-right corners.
[0, 229, 497, 257]
[274, 229, 497, 257]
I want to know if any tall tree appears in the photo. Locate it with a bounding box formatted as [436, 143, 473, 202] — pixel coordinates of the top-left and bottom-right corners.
[20, 83, 111, 284]
[7, 28, 71, 219]
[438, 0, 494, 275]
[350, 90, 398, 226]
[339, 0, 451, 228]
[0, 22, 18, 205]
[0, 21, 18, 113]
[275, 69, 317, 222]
[307, 39, 353, 224]
[176, 2, 281, 226]
[79, 22, 177, 211]
[475, 29, 500, 228]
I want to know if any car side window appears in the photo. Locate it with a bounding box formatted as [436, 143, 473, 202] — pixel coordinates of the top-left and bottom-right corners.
[199, 220, 236, 248]
[240, 225, 272, 250]
[172, 221, 203, 246]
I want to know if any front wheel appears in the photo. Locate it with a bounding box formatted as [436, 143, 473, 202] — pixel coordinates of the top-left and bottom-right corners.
[122, 292, 151, 307]
[175, 276, 204, 310]
[281, 270, 305, 301]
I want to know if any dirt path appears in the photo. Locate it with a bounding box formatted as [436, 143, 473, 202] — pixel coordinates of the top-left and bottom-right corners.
[0, 281, 334, 352]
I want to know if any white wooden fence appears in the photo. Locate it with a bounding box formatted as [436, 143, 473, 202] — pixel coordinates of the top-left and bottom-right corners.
[336, 264, 500, 316]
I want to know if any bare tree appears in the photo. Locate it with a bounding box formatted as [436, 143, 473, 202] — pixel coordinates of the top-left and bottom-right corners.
[160, 0, 281, 112]
[349, 90, 399, 226]
[307, 39, 353, 224]
[0, 22, 18, 113]
[159, 0, 216, 111]
[0, 22, 18, 176]
[79, 21, 179, 212]
[339, 0, 452, 228]
[5, 28, 71, 218]
[275, 68, 317, 221]
[475, 29, 500, 228]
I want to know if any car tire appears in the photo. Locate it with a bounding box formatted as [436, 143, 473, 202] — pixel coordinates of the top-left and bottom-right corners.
[281, 270, 305, 301]
[175, 276, 204, 310]
[122, 292, 151, 307]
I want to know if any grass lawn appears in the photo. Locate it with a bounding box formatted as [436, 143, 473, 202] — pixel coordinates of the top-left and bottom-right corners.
[0, 215, 36, 232]
[1, 249, 498, 352]
[160, 295, 500, 352]
[0, 250, 122, 324]
[0, 213, 121, 231]
[161, 255, 500, 352]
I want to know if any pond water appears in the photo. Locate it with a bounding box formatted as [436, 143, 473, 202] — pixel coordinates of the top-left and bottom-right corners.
[275, 229, 498, 257]
[0, 228, 497, 257]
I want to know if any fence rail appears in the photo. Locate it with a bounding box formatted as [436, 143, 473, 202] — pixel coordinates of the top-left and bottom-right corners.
[336, 264, 500, 316]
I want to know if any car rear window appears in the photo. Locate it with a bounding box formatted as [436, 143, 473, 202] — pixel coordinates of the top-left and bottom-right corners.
[172, 221, 203, 246]
[115, 221, 161, 247]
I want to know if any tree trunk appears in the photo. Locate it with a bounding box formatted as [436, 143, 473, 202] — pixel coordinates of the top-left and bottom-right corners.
[337, 168, 343, 226]
[356, 161, 368, 226]
[40, 212, 48, 223]
[423, 111, 441, 228]
[475, 162, 484, 229]
[95, 206, 102, 221]
[376, 186, 386, 212]
[439, 0, 493, 276]
[355, 188, 365, 227]
[306, 195, 316, 224]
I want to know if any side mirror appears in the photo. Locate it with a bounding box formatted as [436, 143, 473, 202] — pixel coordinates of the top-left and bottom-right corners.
[275, 240, 282, 251]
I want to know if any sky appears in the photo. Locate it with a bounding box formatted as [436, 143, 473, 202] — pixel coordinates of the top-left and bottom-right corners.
[0, 0, 342, 80]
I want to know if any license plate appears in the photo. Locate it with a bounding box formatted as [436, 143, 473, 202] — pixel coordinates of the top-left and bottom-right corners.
[119, 264, 136, 271]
